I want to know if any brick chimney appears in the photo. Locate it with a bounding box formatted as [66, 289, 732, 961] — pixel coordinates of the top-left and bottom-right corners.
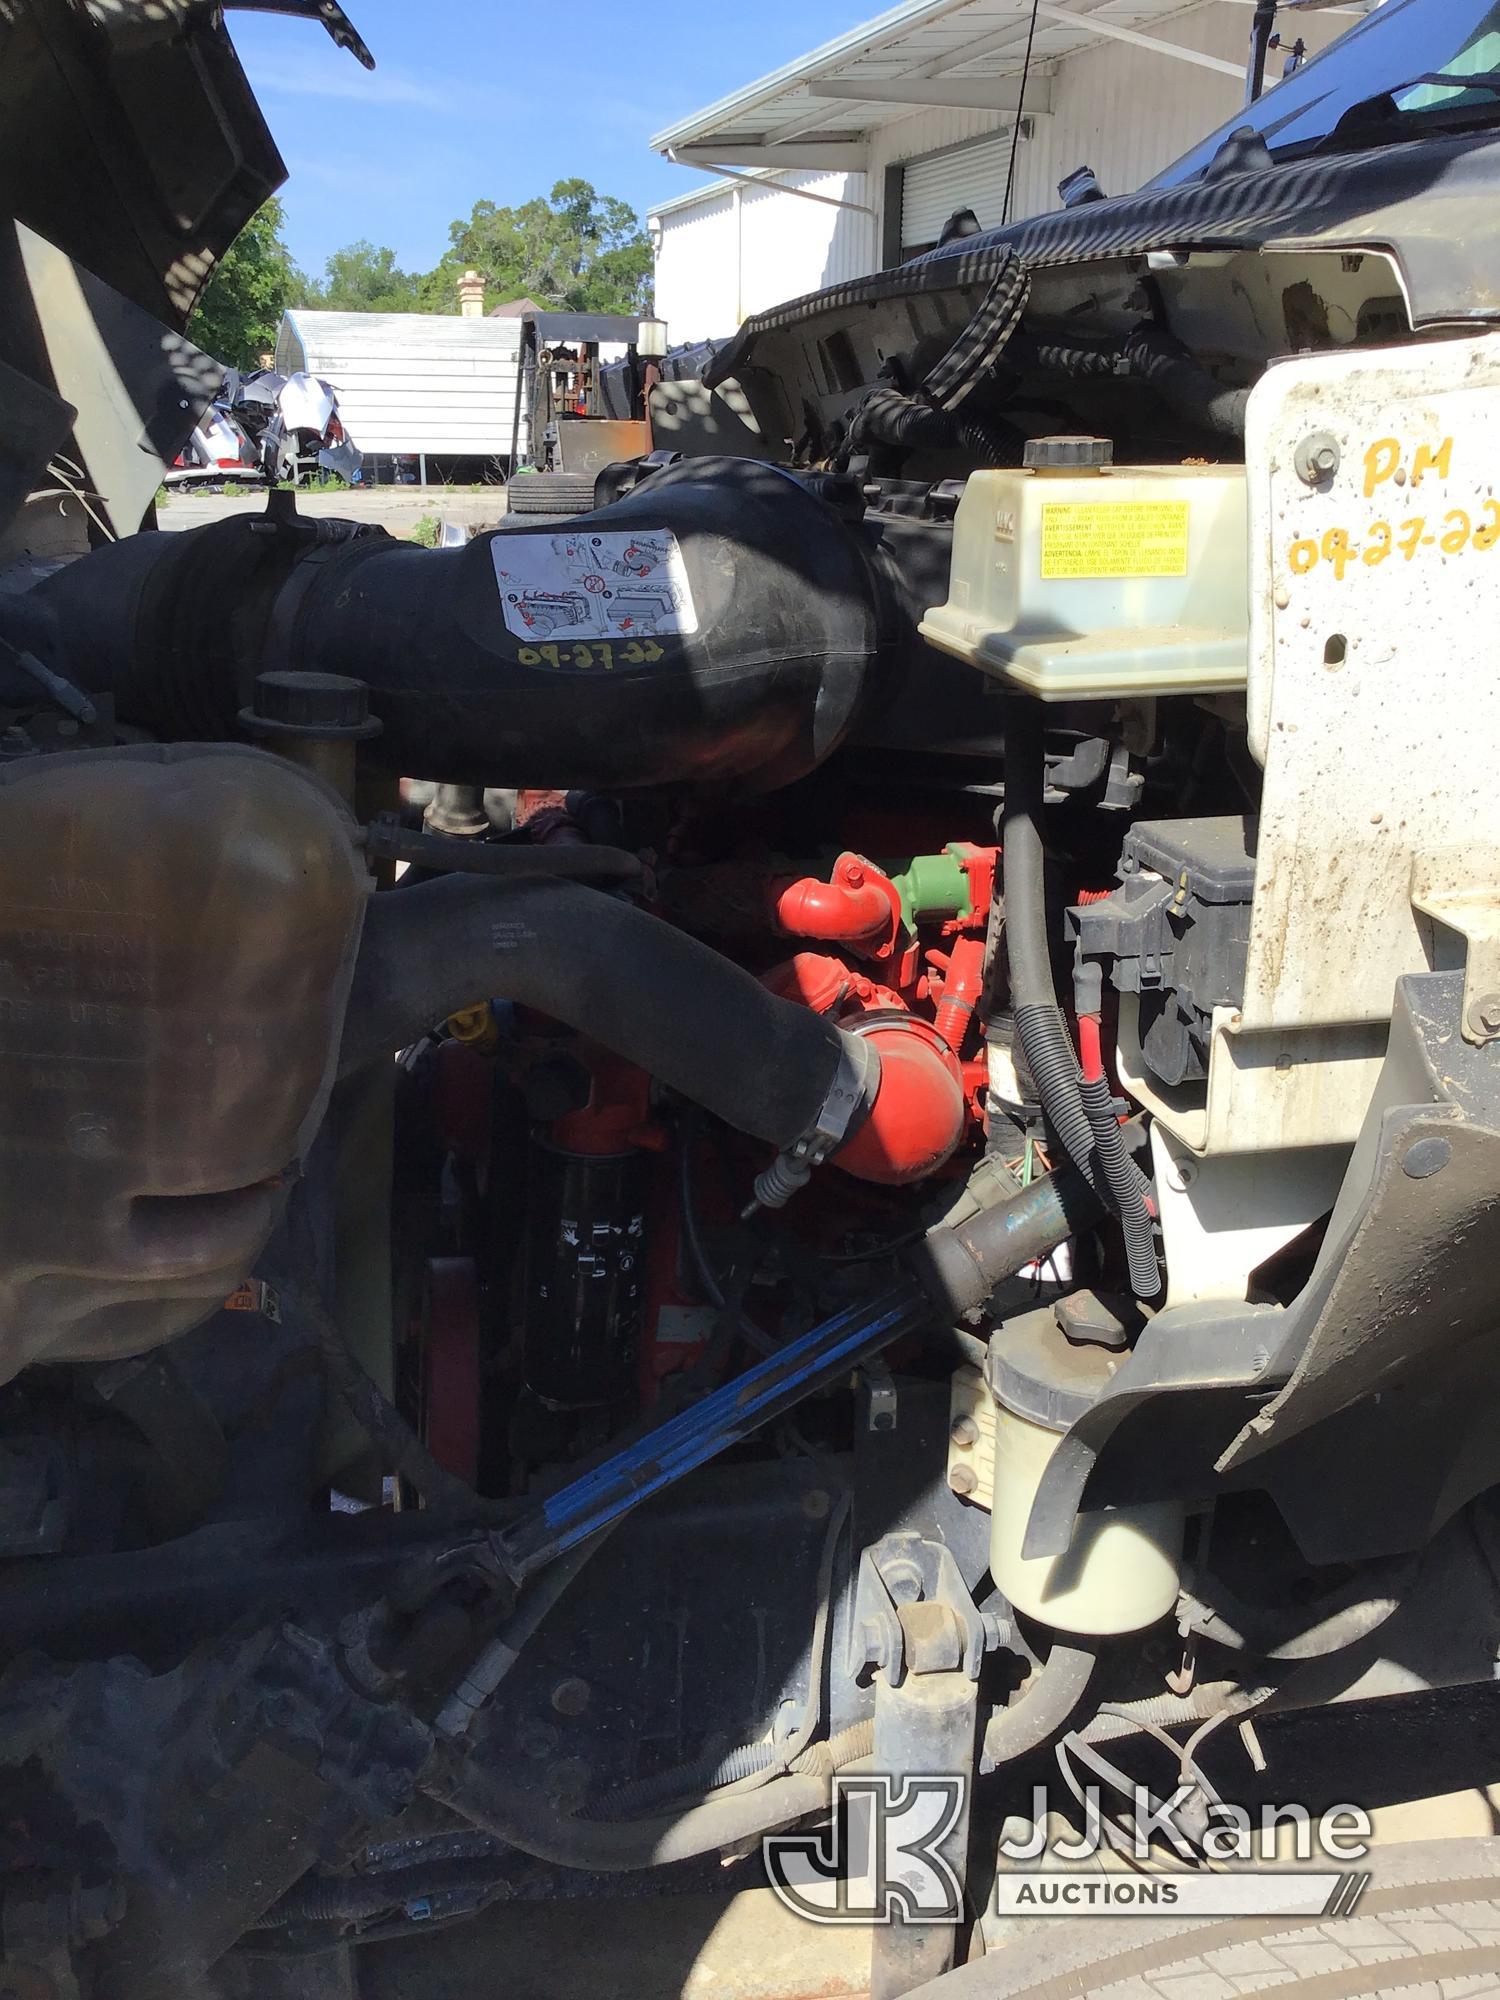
[458, 269, 485, 318]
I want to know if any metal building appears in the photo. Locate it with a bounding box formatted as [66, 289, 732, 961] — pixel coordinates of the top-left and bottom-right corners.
[274, 309, 525, 482]
[649, 0, 1365, 343]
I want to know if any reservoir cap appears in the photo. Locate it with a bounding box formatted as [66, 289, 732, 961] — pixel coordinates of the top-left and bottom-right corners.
[1023, 434, 1114, 471]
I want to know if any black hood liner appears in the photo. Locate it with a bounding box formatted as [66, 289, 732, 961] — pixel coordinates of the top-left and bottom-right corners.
[0, 1, 301, 539]
[1, 0, 286, 333]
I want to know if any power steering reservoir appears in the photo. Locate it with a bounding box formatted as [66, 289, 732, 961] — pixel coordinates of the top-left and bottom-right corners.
[986, 1307, 1184, 1636]
[920, 436, 1247, 700]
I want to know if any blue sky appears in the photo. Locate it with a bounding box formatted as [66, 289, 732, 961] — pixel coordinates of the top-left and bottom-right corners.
[226, 0, 864, 281]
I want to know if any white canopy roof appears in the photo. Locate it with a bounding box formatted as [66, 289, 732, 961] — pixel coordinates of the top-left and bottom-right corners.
[650, 0, 1370, 175]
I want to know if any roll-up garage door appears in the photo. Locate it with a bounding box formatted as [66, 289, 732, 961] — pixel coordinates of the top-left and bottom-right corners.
[900, 132, 1014, 255]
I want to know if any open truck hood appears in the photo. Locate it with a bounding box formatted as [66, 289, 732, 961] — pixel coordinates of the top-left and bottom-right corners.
[0, 1, 368, 544]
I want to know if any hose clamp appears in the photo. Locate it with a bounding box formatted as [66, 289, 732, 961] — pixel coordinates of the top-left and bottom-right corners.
[793, 1031, 882, 1169]
[751, 1034, 881, 1212]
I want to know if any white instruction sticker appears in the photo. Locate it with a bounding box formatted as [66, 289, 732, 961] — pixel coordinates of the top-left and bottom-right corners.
[494, 529, 698, 644]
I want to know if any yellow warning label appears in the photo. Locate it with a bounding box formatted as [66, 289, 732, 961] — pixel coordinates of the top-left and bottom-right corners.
[1040, 500, 1191, 580]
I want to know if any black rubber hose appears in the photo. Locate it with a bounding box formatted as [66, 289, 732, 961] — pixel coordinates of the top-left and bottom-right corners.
[848, 252, 1027, 468]
[1001, 696, 1103, 1195]
[251, 1858, 510, 1929]
[1122, 327, 1250, 440]
[850, 390, 1023, 468]
[425, 1722, 873, 1872]
[1001, 694, 1158, 1285]
[1013, 336, 1122, 379]
[593, 1739, 778, 1819]
[363, 818, 643, 884]
[853, 389, 966, 453]
[338, 872, 852, 1153]
[41, 459, 893, 795]
[1079, 1073, 1160, 1299]
[1180, 1556, 1419, 1662]
[1001, 327, 1249, 440]
[979, 1640, 1097, 1773]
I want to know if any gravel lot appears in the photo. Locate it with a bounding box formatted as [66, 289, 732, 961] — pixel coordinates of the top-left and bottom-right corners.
[155, 486, 507, 537]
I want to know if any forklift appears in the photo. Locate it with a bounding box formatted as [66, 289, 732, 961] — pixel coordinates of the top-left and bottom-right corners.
[506, 309, 663, 514]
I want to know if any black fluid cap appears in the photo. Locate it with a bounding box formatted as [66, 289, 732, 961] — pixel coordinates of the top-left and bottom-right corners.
[243, 671, 381, 742]
[986, 1306, 1125, 1430]
[1023, 435, 1114, 471]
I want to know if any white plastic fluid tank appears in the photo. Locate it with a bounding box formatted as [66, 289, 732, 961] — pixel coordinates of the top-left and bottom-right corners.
[920, 437, 1247, 701]
[987, 1307, 1184, 1636]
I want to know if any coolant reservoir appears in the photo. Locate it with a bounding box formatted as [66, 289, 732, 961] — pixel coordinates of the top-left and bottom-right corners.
[0, 745, 369, 1381]
[987, 1307, 1184, 1635]
[920, 438, 1247, 700]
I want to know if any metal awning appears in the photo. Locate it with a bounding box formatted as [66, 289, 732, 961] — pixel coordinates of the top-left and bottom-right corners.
[650, 0, 1370, 174]
[523, 312, 641, 345]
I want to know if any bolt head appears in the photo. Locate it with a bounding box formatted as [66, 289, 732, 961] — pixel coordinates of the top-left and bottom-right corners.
[550, 1676, 591, 1718]
[981, 1610, 1012, 1651]
[881, 1556, 925, 1604]
[948, 1462, 978, 1497]
[1295, 430, 1341, 486]
[949, 1414, 979, 1448]
[1402, 1135, 1452, 1180]
[1473, 992, 1500, 1036]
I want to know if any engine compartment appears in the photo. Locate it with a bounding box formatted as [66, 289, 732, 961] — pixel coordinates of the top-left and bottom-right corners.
[8, 5, 1500, 1993]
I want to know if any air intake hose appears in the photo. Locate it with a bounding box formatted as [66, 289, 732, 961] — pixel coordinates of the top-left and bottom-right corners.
[38, 459, 897, 794]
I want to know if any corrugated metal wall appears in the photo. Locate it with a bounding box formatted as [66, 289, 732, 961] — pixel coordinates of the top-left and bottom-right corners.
[651, 170, 876, 343]
[275, 311, 523, 457]
[901, 130, 1017, 245]
[652, 2, 1354, 321]
[650, 184, 740, 343]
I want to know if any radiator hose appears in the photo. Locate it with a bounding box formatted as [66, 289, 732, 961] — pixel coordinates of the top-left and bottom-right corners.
[340, 872, 975, 1188]
[341, 872, 853, 1148]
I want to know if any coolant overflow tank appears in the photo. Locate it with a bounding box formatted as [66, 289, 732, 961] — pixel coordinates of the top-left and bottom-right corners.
[0, 745, 369, 1382]
[920, 454, 1247, 700]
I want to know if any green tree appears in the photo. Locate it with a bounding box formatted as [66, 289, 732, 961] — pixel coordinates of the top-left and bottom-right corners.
[308, 240, 423, 314]
[186, 197, 306, 369]
[421, 179, 652, 316]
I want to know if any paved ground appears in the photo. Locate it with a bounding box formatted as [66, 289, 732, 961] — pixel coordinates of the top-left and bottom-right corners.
[354, 1684, 1500, 2000]
[155, 486, 507, 537]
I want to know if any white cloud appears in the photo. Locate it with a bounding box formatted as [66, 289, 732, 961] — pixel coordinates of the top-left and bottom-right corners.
[290, 150, 463, 200]
[243, 50, 478, 112]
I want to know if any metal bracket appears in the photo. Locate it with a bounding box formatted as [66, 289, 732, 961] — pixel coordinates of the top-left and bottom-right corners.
[1411, 858, 1500, 1044]
[848, 1532, 990, 1688]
